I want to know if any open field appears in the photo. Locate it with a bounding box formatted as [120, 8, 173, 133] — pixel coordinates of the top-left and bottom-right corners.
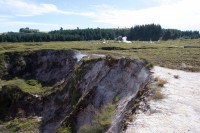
[0, 39, 200, 71]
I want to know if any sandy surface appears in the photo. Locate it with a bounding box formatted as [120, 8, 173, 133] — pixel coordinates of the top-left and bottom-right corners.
[125, 66, 200, 133]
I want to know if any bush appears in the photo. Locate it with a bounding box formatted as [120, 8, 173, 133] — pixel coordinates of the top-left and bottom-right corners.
[56, 127, 71, 133]
[3, 78, 43, 94]
[153, 89, 165, 100]
[155, 77, 167, 87]
[0, 118, 40, 133]
[151, 77, 167, 100]
[80, 104, 115, 133]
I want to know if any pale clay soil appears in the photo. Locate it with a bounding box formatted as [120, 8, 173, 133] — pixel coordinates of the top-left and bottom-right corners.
[125, 66, 200, 133]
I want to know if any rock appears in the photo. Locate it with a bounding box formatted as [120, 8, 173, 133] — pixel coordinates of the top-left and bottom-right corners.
[2, 50, 76, 84]
[0, 50, 150, 133]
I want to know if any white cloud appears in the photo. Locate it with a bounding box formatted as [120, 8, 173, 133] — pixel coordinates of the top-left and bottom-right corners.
[0, 0, 199, 31]
[88, 0, 200, 30]
[0, 15, 13, 18]
[0, 0, 93, 17]
[151, 0, 184, 5]
[0, 0, 59, 16]
[0, 0, 93, 32]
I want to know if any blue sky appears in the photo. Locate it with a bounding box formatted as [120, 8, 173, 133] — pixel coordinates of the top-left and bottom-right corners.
[0, 0, 200, 32]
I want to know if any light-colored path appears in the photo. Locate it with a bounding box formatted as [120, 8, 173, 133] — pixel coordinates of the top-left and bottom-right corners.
[125, 66, 200, 133]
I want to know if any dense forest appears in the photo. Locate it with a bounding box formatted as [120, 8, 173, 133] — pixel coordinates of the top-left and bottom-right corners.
[0, 24, 199, 42]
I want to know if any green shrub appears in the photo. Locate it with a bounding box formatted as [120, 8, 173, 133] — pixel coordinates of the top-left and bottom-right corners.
[3, 78, 44, 94]
[0, 118, 40, 133]
[114, 95, 120, 103]
[80, 103, 115, 133]
[56, 127, 71, 133]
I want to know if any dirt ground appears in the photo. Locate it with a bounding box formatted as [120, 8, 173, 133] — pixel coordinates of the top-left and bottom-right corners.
[125, 66, 200, 133]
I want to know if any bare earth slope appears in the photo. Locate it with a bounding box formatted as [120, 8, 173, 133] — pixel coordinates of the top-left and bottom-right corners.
[126, 66, 200, 133]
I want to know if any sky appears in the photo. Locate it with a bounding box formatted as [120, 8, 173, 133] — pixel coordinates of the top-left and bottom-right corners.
[0, 0, 200, 32]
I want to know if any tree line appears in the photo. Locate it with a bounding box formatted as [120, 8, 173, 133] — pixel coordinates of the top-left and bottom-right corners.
[0, 24, 199, 42]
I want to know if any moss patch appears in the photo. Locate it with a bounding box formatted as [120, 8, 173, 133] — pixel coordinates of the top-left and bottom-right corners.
[2, 78, 52, 94]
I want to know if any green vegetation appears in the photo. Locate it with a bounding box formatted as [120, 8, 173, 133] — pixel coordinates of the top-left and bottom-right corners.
[80, 103, 115, 133]
[0, 118, 40, 133]
[105, 55, 118, 67]
[0, 24, 199, 42]
[19, 27, 39, 33]
[114, 95, 121, 103]
[68, 64, 84, 107]
[56, 127, 72, 133]
[1, 78, 52, 94]
[1, 39, 200, 71]
[0, 53, 5, 78]
[127, 24, 162, 41]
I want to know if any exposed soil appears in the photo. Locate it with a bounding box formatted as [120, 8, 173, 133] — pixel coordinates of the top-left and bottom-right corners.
[125, 66, 200, 133]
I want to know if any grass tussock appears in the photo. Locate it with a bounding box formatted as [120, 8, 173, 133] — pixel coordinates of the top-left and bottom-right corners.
[152, 89, 165, 100]
[155, 77, 167, 87]
[150, 77, 167, 100]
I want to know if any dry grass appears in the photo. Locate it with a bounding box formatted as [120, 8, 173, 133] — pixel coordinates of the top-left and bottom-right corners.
[152, 89, 165, 100]
[155, 77, 168, 87]
[150, 77, 167, 100]
[0, 39, 200, 71]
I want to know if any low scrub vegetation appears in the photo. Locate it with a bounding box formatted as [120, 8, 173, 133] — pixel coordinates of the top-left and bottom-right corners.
[0, 118, 40, 133]
[1, 39, 199, 71]
[155, 77, 168, 87]
[152, 88, 165, 100]
[56, 127, 71, 133]
[2, 78, 52, 94]
[80, 103, 115, 133]
[151, 77, 167, 100]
